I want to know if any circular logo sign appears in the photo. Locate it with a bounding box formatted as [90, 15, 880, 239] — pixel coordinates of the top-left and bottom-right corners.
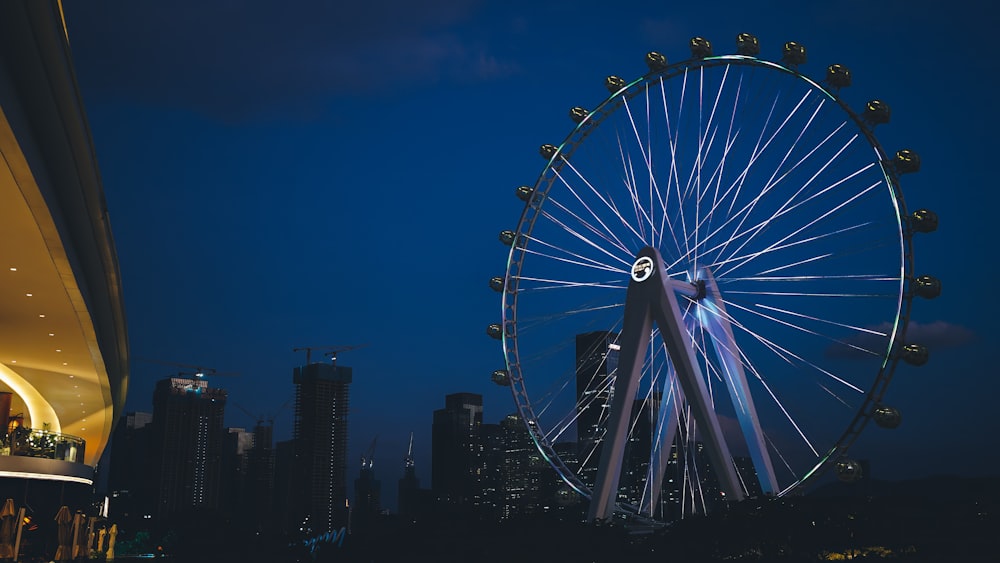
[631, 256, 654, 282]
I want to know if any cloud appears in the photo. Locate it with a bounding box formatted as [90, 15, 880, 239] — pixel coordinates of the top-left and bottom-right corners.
[825, 320, 975, 360]
[63, 0, 518, 121]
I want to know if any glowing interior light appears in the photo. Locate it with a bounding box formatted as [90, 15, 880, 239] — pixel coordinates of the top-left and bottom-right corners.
[38, 314, 45, 318]
[25, 293, 32, 297]
[9, 267, 16, 271]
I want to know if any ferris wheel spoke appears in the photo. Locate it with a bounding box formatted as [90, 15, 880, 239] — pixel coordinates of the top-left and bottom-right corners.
[750, 234, 878, 278]
[725, 290, 898, 299]
[621, 97, 670, 242]
[686, 126, 726, 273]
[702, 72, 746, 241]
[523, 241, 628, 276]
[756, 100, 827, 205]
[539, 209, 634, 268]
[729, 341, 820, 457]
[716, 180, 882, 278]
[690, 65, 737, 272]
[555, 158, 647, 245]
[615, 133, 656, 243]
[685, 126, 743, 251]
[545, 372, 613, 443]
[714, 133, 870, 266]
[763, 431, 798, 482]
[713, 119, 852, 267]
[722, 274, 897, 282]
[717, 300, 865, 395]
[669, 70, 694, 261]
[732, 118, 851, 248]
[515, 275, 627, 292]
[705, 88, 818, 260]
[669, 117, 848, 275]
[714, 133, 867, 269]
[724, 92, 781, 218]
[545, 195, 634, 257]
[727, 297, 884, 360]
[722, 250, 836, 280]
[654, 77, 688, 259]
[534, 371, 577, 421]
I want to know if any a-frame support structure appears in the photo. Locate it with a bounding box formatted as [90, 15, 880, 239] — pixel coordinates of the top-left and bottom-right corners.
[587, 247, 777, 521]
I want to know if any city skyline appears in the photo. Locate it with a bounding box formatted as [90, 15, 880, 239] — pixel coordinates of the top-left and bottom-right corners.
[61, 0, 996, 510]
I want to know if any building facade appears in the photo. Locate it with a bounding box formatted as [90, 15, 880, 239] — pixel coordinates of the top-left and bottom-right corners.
[150, 377, 227, 522]
[431, 392, 483, 510]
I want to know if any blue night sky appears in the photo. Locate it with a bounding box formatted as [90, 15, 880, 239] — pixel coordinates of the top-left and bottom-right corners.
[61, 1, 994, 508]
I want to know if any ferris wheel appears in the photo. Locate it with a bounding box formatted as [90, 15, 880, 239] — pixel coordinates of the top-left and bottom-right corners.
[488, 34, 940, 522]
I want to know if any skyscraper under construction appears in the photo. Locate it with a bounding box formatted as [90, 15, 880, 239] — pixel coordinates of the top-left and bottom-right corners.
[288, 361, 352, 534]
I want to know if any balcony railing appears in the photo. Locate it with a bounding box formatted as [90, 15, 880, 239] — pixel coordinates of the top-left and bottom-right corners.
[0, 427, 86, 463]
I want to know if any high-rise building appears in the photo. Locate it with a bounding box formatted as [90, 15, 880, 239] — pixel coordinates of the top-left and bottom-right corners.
[221, 427, 253, 521]
[575, 331, 618, 488]
[431, 393, 483, 509]
[620, 395, 660, 506]
[243, 421, 275, 532]
[499, 413, 544, 520]
[479, 421, 503, 519]
[273, 438, 297, 531]
[289, 361, 352, 534]
[150, 377, 227, 522]
[397, 432, 434, 520]
[352, 438, 381, 532]
[108, 412, 154, 528]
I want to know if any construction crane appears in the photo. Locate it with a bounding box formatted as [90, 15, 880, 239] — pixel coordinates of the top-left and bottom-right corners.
[361, 436, 377, 470]
[403, 432, 414, 470]
[136, 357, 240, 380]
[292, 343, 370, 366]
[232, 395, 293, 428]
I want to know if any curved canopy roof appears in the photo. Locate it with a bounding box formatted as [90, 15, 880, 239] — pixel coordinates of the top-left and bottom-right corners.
[0, 0, 128, 469]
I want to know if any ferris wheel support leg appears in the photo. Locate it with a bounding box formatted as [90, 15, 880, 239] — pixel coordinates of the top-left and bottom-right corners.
[587, 278, 655, 521]
[588, 247, 745, 522]
[700, 269, 778, 496]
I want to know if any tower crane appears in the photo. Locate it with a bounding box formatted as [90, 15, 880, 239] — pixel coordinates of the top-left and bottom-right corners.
[232, 395, 294, 428]
[361, 436, 377, 470]
[403, 432, 414, 470]
[292, 343, 370, 366]
[136, 357, 240, 380]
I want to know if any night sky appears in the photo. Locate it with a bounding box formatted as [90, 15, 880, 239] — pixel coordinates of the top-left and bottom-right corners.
[60, 1, 995, 509]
